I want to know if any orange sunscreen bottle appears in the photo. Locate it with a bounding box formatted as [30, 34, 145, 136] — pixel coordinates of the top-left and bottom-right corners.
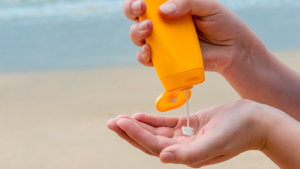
[139, 0, 205, 112]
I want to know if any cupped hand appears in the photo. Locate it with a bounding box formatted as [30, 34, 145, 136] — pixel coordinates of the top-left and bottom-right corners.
[124, 0, 251, 73]
[107, 100, 268, 168]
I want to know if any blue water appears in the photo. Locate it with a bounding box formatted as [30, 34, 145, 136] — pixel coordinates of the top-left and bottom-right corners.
[0, 0, 300, 73]
[0, 0, 299, 20]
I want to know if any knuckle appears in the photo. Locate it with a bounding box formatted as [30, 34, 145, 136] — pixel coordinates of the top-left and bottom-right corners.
[136, 50, 145, 63]
[123, 8, 130, 18]
[123, 8, 131, 19]
[136, 50, 141, 59]
[129, 25, 136, 38]
[123, 0, 132, 13]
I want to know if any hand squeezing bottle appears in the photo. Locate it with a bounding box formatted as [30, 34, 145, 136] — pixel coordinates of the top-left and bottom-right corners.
[139, 0, 205, 136]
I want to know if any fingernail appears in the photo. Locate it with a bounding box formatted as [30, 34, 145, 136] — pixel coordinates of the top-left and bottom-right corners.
[131, 0, 141, 11]
[138, 20, 148, 31]
[161, 152, 176, 163]
[159, 2, 177, 15]
[116, 119, 121, 126]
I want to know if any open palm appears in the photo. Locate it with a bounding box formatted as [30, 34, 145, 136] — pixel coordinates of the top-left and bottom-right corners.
[108, 113, 201, 155]
[107, 100, 266, 168]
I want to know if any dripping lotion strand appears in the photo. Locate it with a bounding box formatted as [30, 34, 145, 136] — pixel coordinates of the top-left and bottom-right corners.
[182, 90, 194, 136]
[186, 90, 190, 128]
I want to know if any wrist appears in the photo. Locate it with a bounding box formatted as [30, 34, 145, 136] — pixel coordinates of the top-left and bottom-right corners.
[245, 103, 271, 151]
[258, 106, 300, 169]
[221, 27, 272, 78]
[256, 105, 288, 152]
[219, 27, 279, 100]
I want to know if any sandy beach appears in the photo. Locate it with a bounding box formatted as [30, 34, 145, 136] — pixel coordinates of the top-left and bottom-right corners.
[0, 50, 299, 169]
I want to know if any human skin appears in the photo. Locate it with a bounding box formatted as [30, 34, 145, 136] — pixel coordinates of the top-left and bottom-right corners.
[107, 100, 300, 168]
[115, 0, 300, 167]
[124, 0, 300, 121]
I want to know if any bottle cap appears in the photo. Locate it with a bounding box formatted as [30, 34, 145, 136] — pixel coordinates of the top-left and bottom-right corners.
[155, 90, 191, 112]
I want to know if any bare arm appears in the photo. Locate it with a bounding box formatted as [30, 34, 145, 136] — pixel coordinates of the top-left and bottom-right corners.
[261, 107, 300, 169]
[222, 33, 300, 121]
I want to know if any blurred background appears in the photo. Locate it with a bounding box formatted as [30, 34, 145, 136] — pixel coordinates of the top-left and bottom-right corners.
[0, 0, 299, 168]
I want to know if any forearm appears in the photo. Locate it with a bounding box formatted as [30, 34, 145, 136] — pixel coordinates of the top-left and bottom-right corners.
[222, 29, 300, 121]
[260, 108, 300, 169]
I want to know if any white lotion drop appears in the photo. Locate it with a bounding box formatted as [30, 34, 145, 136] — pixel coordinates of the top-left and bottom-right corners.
[182, 90, 194, 136]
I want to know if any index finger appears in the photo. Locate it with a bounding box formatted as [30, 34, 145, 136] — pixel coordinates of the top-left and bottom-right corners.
[117, 118, 178, 156]
[132, 113, 179, 128]
[124, 0, 147, 21]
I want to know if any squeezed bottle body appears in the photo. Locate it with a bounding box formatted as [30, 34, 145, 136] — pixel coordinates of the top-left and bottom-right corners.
[139, 0, 205, 92]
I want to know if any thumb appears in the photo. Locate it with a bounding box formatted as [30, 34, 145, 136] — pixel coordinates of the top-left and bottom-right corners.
[159, 134, 221, 165]
[159, 0, 221, 18]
